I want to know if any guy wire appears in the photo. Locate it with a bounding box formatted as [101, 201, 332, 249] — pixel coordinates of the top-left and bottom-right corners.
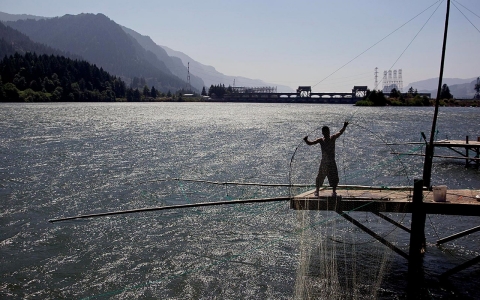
[312, 0, 443, 89]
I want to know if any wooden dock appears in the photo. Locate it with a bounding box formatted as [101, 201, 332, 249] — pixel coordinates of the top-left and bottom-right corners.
[291, 186, 480, 216]
[434, 139, 480, 168]
[291, 183, 480, 278]
[391, 138, 480, 168]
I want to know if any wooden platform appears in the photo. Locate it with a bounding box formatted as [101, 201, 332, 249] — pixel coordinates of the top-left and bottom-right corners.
[291, 187, 480, 216]
[434, 139, 480, 148]
[391, 138, 480, 168]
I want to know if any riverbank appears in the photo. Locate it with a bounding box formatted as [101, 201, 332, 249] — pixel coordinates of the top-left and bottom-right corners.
[114, 96, 480, 106]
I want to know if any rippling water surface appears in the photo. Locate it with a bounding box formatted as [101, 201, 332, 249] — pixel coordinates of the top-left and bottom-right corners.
[1, 103, 479, 299]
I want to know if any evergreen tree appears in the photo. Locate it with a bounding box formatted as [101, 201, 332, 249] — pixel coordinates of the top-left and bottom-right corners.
[440, 83, 453, 99]
[0, 52, 128, 102]
[0, 77, 5, 101]
[390, 88, 401, 98]
[408, 87, 415, 96]
[474, 77, 480, 100]
[366, 90, 387, 106]
[126, 88, 134, 102]
[113, 78, 126, 98]
[201, 86, 207, 96]
[151, 86, 157, 98]
[133, 88, 141, 102]
[143, 85, 150, 98]
[207, 84, 227, 98]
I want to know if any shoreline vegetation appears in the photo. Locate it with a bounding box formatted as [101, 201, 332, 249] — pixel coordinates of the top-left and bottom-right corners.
[0, 52, 478, 107]
[3, 96, 479, 107]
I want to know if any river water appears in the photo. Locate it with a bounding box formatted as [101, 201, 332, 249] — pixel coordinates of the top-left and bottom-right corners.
[0, 102, 479, 299]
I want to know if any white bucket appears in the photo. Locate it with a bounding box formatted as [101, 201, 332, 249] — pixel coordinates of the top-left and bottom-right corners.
[432, 185, 447, 202]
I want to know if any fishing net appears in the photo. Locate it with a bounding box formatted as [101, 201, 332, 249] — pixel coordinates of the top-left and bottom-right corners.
[289, 118, 416, 299]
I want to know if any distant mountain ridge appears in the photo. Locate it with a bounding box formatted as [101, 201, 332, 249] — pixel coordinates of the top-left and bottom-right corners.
[0, 11, 48, 22]
[0, 11, 294, 93]
[406, 77, 478, 99]
[4, 13, 189, 92]
[160, 45, 295, 93]
[0, 11, 475, 95]
[121, 26, 204, 91]
[0, 21, 83, 60]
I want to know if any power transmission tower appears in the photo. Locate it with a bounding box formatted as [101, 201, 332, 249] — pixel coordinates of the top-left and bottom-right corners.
[186, 62, 191, 91]
[474, 77, 480, 99]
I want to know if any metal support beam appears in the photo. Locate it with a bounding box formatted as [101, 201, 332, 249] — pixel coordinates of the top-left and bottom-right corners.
[337, 211, 409, 260]
[440, 255, 480, 278]
[436, 225, 480, 245]
[372, 211, 411, 233]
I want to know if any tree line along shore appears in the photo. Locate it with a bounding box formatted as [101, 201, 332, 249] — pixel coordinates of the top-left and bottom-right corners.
[1, 52, 478, 106]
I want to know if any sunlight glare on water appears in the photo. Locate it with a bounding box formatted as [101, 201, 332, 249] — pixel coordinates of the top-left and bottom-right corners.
[0, 102, 479, 299]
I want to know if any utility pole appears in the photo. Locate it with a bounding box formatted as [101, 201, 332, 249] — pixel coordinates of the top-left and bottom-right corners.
[187, 62, 191, 91]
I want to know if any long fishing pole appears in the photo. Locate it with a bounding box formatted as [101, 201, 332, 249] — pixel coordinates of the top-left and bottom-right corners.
[48, 196, 291, 223]
[147, 178, 311, 187]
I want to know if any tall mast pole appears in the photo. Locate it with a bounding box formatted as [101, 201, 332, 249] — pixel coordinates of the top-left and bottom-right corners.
[423, 0, 450, 188]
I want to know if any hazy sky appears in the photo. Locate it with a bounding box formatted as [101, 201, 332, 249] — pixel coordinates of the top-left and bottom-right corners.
[2, 0, 479, 92]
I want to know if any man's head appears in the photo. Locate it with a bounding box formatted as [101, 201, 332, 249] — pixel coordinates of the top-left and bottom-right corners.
[322, 126, 330, 137]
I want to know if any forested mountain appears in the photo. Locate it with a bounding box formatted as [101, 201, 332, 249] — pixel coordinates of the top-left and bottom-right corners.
[0, 22, 83, 60]
[0, 11, 294, 93]
[0, 52, 126, 102]
[5, 13, 191, 93]
[122, 26, 204, 92]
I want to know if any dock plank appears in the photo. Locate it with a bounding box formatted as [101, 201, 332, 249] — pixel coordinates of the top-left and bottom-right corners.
[292, 188, 480, 216]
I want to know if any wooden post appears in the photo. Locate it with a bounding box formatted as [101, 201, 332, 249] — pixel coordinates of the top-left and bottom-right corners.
[424, 0, 450, 189]
[466, 136, 469, 167]
[476, 137, 480, 169]
[408, 179, 426, 296]
[422, 143, 433, 188]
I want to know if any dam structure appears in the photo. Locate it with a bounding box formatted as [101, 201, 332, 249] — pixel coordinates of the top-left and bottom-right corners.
[217, 86, 369, 104]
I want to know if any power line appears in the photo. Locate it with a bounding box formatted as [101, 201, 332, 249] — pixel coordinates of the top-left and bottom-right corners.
[453, 0, 480, 20]
[386, 1, 444, 78]
[312, 0, 443, 88]
[452, 1, 480, 35]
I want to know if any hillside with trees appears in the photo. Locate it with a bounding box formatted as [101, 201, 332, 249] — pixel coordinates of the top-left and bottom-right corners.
[121, 26, 204, 92]
[0, 22, 82, 60]
[5, 13, 191, 93]
[0, 52, 125, 102]
[355, 89, 431, 106]
[356, 83, 479, 107]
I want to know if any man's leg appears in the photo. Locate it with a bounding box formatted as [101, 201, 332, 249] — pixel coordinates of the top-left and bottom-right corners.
[328, 163, 339, 196]
[316, 164, 327, 197]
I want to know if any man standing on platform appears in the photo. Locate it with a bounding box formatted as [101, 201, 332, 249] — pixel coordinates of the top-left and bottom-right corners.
[303, 122, 349, 197]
